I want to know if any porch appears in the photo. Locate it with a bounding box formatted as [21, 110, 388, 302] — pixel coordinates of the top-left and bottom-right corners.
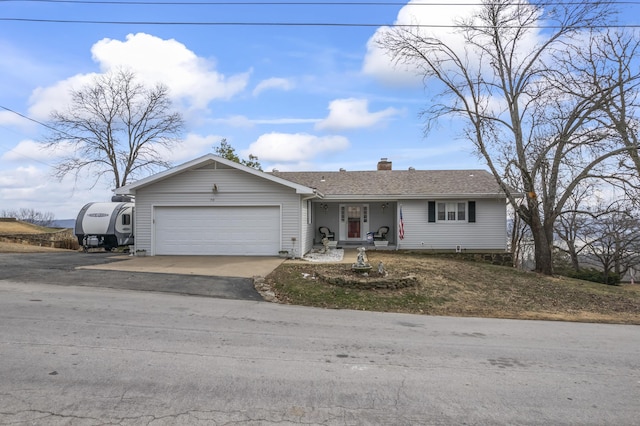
[314, 201, 397, 247]
[312, 240, 397, 251]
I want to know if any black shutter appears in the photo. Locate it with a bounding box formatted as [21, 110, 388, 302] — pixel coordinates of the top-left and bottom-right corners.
[428, 201, 436, 223]
[468, 201, 476, 223]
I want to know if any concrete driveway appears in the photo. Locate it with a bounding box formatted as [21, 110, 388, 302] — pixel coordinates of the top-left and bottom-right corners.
[0, 252, 281, 301]
[78, 254, 286, 278]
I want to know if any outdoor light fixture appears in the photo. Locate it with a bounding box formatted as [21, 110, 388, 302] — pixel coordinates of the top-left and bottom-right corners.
[381, 202, 389, 212]
[212, 184, 218, 192]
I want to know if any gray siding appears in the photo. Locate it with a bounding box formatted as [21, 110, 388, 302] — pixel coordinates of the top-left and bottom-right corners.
[301, 199, 315, 256]
[368, 203, 396, 244]
[134, 168, 302, 255]
[397, 199, 507, 251]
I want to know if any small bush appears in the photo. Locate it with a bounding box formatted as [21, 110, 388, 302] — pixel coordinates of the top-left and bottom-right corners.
[60, 238, 80, 250]
[564, 268, 621, 285]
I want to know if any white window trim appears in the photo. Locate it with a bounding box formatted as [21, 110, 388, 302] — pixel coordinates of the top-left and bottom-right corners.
[436, 201, 468, 223]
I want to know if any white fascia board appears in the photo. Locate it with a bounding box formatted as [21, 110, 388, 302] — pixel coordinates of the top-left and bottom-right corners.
[114, 154, 316, 195]
[320, 193, 509, 201]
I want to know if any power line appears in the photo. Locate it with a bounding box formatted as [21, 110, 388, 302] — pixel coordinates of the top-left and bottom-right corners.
[0, 105, 58, 133]
[3, 0, 640, 5]
[0, 106, 58, 167]
[1, 17, 639, 28]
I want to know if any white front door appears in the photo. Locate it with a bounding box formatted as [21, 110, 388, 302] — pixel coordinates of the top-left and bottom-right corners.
[338, 204, 369, 241]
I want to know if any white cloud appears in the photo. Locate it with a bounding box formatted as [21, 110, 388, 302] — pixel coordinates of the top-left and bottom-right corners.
[210, 115, 255, 128]
[210, 115, 321, 127]
[0, 166, 51, 213]
[0, 109, 37, 130]
[363, 0, 485, 85]
[26, 33, 250, 120]
[1, 139, 77, 163]
[315, 98, 400, 131]
[253, 77, 294, 96]
[91, 33, 250, 108]
[28, 73, 97, 120]
[161, 133, 221, 164]
[245, 132, 350, 163]
[0, 164, 105, 219]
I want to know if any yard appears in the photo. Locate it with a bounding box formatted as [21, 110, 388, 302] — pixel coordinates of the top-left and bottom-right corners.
[2, 218, 639, 324]
[265, 251, 640, 324]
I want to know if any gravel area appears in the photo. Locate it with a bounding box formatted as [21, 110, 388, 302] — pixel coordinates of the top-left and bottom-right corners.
[302, 248, 344, 262]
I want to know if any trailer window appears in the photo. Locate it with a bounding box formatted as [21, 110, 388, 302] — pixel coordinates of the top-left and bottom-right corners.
[122, 214, 131, 225]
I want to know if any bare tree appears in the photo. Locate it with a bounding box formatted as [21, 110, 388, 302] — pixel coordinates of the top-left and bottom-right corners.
[1, 208, 56, 227]
[553, 184, 597, 272]
[508, 207, 534, 270]
[378, 0, 640, 274]
[44, 68, 185, 189]
[589, 31, 640, 177]
[578, 204, 640, 284]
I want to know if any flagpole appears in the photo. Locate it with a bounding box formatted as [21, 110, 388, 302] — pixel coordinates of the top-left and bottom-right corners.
[398, 204, 404, 250]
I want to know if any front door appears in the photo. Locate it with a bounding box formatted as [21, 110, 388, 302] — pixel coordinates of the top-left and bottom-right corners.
[339, 204, 369, 241]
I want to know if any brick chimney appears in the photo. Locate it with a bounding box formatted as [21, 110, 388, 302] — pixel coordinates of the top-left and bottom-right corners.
[377, 158, 392, 170]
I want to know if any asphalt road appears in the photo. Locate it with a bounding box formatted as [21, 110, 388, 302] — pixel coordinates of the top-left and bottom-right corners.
[0, 252, 262, 300]
[1, 280, 639, 425]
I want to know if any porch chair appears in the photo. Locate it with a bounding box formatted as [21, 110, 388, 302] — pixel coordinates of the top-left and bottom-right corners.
[373, 226, 390, 241]
[319, 226, 335, 241]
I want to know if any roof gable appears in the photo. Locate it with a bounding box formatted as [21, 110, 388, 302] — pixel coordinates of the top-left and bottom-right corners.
[115, 154, 316, 195]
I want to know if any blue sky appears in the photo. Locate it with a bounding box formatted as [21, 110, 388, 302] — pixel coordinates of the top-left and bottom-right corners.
[1, 1, 637, 219]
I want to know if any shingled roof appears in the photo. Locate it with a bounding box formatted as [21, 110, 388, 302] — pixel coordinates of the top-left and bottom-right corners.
[270, 169, 505, 199]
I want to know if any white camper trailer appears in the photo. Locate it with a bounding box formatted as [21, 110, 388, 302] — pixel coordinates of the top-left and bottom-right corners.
[75, 197, 134, 251]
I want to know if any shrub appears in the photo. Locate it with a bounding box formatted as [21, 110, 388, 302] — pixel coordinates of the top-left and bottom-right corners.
[564, 268, 621, 285]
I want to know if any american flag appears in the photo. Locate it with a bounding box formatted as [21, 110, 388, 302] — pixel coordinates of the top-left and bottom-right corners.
[399, 206, 405, 240]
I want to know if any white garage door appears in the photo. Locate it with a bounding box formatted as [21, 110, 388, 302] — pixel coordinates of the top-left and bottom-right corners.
[154, 206, 280, 255]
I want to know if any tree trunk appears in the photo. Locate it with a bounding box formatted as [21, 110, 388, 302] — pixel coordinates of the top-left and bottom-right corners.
[530, 214, 554, 275]
[569, 249, 580, 272]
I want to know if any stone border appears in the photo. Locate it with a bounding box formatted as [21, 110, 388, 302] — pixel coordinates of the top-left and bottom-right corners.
[316, 272, 418, 290]
[0, 229, 78, 249]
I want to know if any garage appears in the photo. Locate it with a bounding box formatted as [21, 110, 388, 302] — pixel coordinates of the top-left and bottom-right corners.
[154, 206, 281, 255]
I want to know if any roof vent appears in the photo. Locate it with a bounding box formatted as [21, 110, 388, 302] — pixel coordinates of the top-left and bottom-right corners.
[377, 158, 392, 170]
[339, 168, 346, 172]
[272, 168, 279, 172]
[408, 167, 415, 171]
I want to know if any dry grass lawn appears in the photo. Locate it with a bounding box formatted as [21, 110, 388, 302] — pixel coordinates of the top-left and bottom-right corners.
[266, 251, 640, 324]
[0, 242, 74, 253]
[2, 227, 638, 324]
[0, 221, 59, 234]
[0, 221, 76, 253]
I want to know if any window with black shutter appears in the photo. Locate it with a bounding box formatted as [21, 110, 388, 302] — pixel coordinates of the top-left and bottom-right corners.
[468, 201, 476, 223]
[428, 201, 436, 223]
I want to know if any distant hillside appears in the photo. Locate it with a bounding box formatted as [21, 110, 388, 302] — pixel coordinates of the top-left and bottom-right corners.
[52, 219, 76, 229]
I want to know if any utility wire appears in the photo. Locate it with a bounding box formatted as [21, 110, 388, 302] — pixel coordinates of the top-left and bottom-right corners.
[1, 17, 639, 28]
[0, 106, 57, 166]
[0, 105, 59, 133]
[3, 0, 640, 5]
